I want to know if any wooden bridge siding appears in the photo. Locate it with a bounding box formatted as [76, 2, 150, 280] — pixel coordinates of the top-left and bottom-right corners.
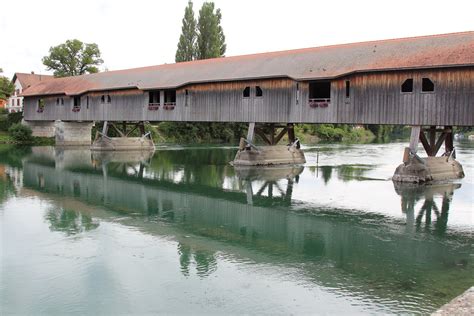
[337, 68, 474, 126]
[23, 68, 473, 126]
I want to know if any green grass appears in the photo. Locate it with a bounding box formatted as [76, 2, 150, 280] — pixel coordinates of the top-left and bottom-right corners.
[0, 131, 54, 145]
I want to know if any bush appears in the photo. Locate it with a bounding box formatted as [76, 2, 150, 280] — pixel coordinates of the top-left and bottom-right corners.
[8, 123, 33, 142]
[0, 115, 8, 131]
[8, 111, 23, 125]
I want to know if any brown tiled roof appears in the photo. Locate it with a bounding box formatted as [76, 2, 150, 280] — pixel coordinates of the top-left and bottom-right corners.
[22, 31, 474, 97]
[14, 73, 53, 92]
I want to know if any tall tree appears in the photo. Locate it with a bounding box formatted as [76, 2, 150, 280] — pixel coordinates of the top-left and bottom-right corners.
[42, 39, 104, 77]
[196, 2, 226, 60]
[175, 1, 197, 62]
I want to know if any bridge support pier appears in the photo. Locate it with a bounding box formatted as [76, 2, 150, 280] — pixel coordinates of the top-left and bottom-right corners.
[233, 123, 306, 166]
[393, 126, 464, 183]
[91, 121, 155, 151]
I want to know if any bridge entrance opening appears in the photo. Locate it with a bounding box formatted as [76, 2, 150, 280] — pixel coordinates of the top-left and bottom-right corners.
[309, 81, 331, 107]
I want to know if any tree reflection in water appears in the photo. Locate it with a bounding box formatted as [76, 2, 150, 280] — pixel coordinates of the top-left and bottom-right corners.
[46, 208, 99, 235]
[178, 242, 217, 277]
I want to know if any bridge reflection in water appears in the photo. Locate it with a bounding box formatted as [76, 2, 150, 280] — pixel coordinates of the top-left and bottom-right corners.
[6, 146, 473, 312]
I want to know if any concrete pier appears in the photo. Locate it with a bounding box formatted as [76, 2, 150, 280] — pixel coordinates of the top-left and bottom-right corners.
[55, 121, 94, 146]
[91, 136, 155, 151]
[393, 126, 464, 183]
[233, 145, 305, 166]
[23, 120, 56, 137]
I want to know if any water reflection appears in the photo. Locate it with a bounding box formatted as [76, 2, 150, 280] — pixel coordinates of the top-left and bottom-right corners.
[394, 182, 460, 236]
[46, 208, 99, 235]
[1, 145, 473, 313]
[235, 165, 303, 205]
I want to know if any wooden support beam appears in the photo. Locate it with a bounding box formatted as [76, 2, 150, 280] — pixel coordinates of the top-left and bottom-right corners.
[445, 125, 454, 154]
[409, 126, 421, 153]
[269, 124, 275, 145]
[109, 122, 125, 137]
[428, 126, 436, 156]
[255, 127, 272, 145]
[247, 122, 255, 142]
[419, 131, 431, 156]
[287, 123, 296, 143]
[125, 123, 139, 137]
[273, 127, 288, 145]
[433, 132, 447, 157]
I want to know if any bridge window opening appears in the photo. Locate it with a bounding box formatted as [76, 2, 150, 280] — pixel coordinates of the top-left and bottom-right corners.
[86, 96, 89, 109]
[256, 86, 263, 97]
[345, 81, 350, 98]
[165, 90, 176, 104]
[56, 98, 60, 105]
[101, 95, 105, 103]
[243, 86, 250, 98]
[164, 90, 176, 110]
[37, 99, 45, 113]
[185, 89, 189, 106]
[309, 81, 331, 107]
[401, 79, 413, 93]
[148, 91, 160, 110]
[107, 95, 111, 103]
[73, 96, 81, 112]
[422, 78, 434, 92]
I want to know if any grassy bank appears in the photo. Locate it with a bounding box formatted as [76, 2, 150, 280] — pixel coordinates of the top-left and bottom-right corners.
[0, 131, 54, 145]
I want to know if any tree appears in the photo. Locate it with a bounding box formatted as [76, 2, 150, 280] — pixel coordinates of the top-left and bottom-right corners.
[196, 2, 226, 60]
[42, 39, 104, 77]
[175, 1, 197, 62]
[0, 76, 14, 100]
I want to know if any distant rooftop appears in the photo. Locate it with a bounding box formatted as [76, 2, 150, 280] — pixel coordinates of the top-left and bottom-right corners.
[13, 73, 53, 91]
[23, 31, 474, 97]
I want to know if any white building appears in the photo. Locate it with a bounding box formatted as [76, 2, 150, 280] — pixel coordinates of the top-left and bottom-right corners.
[7, 73, 52, 113]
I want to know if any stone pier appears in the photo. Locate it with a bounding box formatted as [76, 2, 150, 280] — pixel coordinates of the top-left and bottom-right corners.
[393, 126, 464, 183]
[233, 123, 306, 166]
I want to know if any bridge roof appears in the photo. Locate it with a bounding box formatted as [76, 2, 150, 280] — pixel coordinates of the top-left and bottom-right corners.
[23, 31, 474, 97]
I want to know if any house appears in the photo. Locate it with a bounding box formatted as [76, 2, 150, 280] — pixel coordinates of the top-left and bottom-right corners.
[7, 72, 53, 113]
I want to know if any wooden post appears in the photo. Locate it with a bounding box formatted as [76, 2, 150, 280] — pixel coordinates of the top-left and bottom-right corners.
[102, 121, 108, 137]
[428, 126, 436, 156]
[287, 123, 296, 143]
[409, 126, 421, 154]
[139, 122, 146, 136]
[247, 122, 255, 142]
[445, 126, 454, 154]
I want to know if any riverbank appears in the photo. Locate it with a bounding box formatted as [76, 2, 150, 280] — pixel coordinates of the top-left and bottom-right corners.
[0, 131, 54, 145]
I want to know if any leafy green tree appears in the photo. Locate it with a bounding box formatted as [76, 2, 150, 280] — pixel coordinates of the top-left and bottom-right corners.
[0, 76, 14, 100]
[176, 1, 197, 62]
[42, 39, 104, 77]
[196, 2, 226, 59]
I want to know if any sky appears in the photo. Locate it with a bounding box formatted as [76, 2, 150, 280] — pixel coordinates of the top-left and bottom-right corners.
[1, 0, 473, 79]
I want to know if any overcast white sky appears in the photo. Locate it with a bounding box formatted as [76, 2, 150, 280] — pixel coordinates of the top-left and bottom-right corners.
[1, 0, 473, 79]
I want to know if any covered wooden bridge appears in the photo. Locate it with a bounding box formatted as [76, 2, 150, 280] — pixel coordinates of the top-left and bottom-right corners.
[20, 31, 474, 181]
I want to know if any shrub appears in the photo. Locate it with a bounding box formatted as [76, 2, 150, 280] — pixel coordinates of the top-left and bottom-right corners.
[8, 123, 33, 142]
[0, 115, 8, 131]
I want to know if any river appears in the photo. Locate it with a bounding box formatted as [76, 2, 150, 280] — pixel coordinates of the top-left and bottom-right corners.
[1, 141, 473, 314]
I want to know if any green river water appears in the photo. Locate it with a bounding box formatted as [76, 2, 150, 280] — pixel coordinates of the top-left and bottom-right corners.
[1, 141, 473, 315]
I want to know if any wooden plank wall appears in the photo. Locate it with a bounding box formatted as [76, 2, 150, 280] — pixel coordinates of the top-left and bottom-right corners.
[23, 68, 474, 126]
